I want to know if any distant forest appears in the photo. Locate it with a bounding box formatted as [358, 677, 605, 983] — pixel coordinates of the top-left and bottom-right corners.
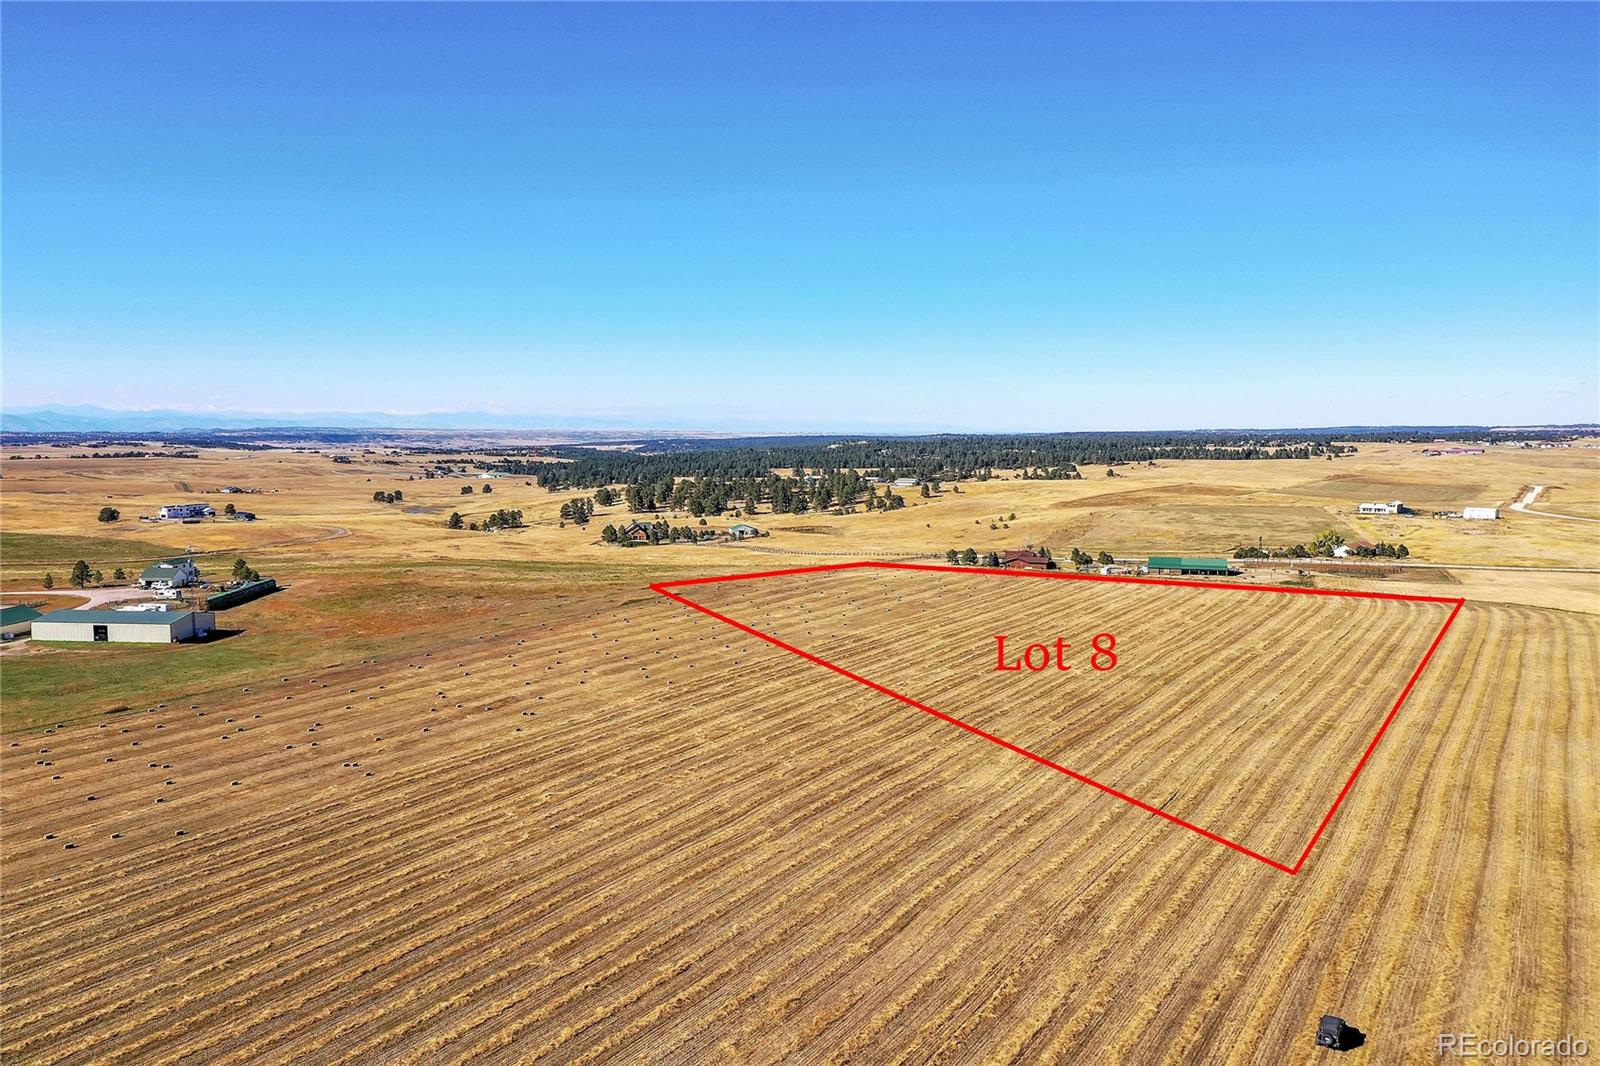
[485, 431, 1367, 491]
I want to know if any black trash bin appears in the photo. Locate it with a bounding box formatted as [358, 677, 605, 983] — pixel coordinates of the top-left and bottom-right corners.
[1317, 1015, 1357, 1051]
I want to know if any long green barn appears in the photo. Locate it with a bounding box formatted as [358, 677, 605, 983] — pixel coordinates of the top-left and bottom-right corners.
[1146, 557, 1233, 576]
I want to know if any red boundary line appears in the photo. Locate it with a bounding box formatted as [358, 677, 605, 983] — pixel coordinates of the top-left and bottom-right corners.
[652, 560, 1463, 875]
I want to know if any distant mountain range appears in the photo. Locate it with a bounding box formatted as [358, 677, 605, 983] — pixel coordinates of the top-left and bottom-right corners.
[0, 405, 707, 434]
[1, 405, 1594, 437]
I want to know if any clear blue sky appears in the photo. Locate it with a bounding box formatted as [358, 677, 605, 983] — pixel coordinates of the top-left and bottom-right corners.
[3, 2, 1596, 430]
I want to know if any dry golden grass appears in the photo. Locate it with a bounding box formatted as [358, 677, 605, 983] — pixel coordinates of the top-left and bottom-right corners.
[1, 563, 1594, 1063]
[3, 439, 1598, 586]
[1, 439, 1596, 1062]
[675, 566, 1458, 864]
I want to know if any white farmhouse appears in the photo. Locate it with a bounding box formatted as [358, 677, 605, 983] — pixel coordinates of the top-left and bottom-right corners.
[139, 558, 201, 590]
[1358, 501, 1405, 515]
[158, 503, 215, 519]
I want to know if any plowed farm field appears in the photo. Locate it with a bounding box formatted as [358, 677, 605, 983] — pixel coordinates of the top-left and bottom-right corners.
[2, 568, 1594, 1064]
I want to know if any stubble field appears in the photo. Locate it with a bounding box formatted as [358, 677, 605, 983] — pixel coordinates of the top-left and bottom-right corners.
[1, 439, 1596, 1063]
[2, 558, 1595, 1063]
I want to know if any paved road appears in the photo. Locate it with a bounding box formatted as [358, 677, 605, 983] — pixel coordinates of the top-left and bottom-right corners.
[1510, 485, 1599, 524]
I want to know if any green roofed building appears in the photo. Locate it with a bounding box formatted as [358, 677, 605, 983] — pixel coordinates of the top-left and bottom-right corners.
[1, 604, 43, 638]
[32, 608, 215, 644]
[1146, 557, 1233, 576]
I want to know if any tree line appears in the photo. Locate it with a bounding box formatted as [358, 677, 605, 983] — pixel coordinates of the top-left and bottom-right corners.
[942, 546, 1123, 569]
[581, 472, 906, 518]
[478, 431, 1366, 492]
[1233, 529, 1409, 559]
[446, 508, 524, 532]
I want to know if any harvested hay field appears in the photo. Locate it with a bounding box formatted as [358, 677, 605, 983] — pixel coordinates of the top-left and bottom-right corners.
[660, 564, 1461, 866]
[0, 569, 1593, 1056]
[2, 568, 1593, 1063]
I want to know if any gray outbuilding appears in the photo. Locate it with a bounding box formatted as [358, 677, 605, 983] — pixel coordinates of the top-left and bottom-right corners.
[31, 609, 216, 644]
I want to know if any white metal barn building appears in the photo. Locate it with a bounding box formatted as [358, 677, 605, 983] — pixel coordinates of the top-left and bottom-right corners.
[31, 609, 216, 644]
[1462, 506, 1500, 520]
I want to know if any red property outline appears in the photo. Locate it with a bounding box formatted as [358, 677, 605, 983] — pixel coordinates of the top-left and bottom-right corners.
[652, 560, 1464, 875]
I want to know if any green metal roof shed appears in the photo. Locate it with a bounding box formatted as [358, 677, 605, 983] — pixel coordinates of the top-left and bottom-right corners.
[1147, 557, 1232, 574]
[1, 604, 43, 630]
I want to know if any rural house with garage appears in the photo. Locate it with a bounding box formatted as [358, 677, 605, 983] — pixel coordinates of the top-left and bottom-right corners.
[998, 550, 1053, 571]
[139, 558, 201, 590]
[158, 503, 215, 519]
